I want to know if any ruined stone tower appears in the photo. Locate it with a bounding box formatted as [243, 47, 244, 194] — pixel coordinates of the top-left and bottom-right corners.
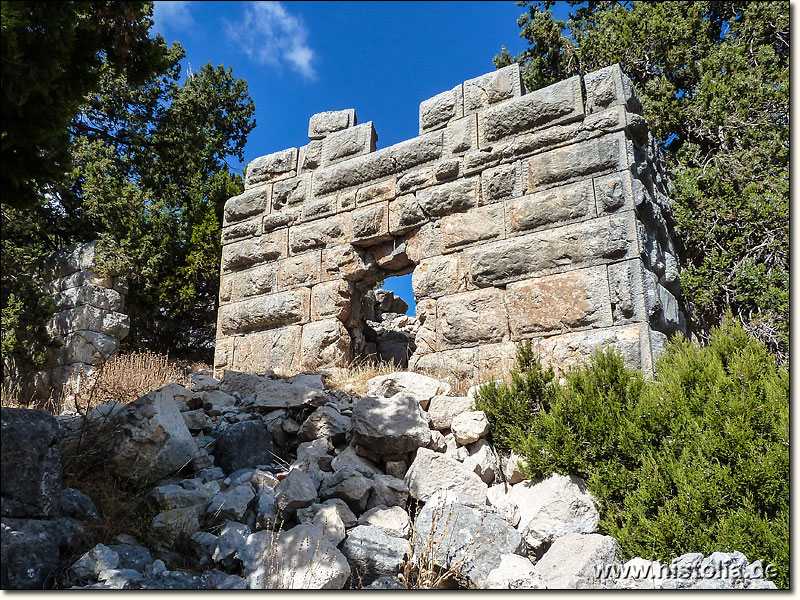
[214, 64, 685, 378]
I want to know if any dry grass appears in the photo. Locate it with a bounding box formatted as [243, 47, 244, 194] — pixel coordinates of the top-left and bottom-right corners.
[321, 358, 405, 395]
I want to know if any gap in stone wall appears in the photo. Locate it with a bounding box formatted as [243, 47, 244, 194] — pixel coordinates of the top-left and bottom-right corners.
[357, 272, 418, 367]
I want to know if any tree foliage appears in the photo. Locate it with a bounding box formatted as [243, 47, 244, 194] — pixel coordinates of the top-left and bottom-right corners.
[496, 1, 789, 360]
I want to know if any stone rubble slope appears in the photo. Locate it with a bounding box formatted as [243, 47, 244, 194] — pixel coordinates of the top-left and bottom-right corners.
[1, 369, 777, 590]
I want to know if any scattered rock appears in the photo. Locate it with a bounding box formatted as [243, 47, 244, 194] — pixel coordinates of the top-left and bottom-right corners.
[207, 484, 255, 522]
[213, 421, 274, 474]
[60, 488, 100, 521]
[341, 525, 410, 585]
[535, 533, 619, 589]
[0, 517, 64, 589]
[274, 469, 318, 517]
[351, 393, 431, 455]
[427, 395, 474, 430]
[450, 410, 490, 445]
[69, 543, 119, 581]
[366, 372, 451, 409]
[358, 506, 411, 539]
[405, 448, 488, 505]
[319, 467, 373, 514]
[462, 438, 499, 484]
[485, 553, 546, 589]
[299, 405, 351, 443]
[367, 474, 409, 510]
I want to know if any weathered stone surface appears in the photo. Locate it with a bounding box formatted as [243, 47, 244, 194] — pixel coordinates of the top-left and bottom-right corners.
[69, 543, 119, 581]
[481, 76, 582, 143]
[289, 215, 345, 254]
[1, 518, 67, 589]
[319, 468, 373, 515]
[207, 484, 255, 523]
[485, 553, 546, 589]
[367, 474, 409, 510]
[301, 319, 352, 368]
[461, 439, 499, 484]
[584, 64, 641, 115]
[419, 84, 463, 133]
[308, 109, 356, 140]
[437, 288, 509, 349]
[365, 372, 451, 409]
[321, 122, 377, 167]
[440, 203, 504, 251]
[505, 267, 613, 338]
[219, 288, 309, 335]
[451, 411, 490, 445]
[412, 496, 526, 588]
[222, 231, 287, 272]
[60, 488, 100, 521]
[53, 284, 123, 312]
[242, 524, 350, 589]
[151, 484, 211, 511]
[342, 525, 409, 585]
[507, 180, 595, 233]
[330, 446, 381, 478]
[416, 177, 478, 218]
[463, 63, 524, 114]
[356, 178, 395, 207]
[1, 408, 62, 518]
[232, 326, 302, 374]
[538, 324, 649, 373]
[427, 394, 474, 430]
[351, 393, 431, 455]
[297, 498, 358, 530]
[224, 186, 270, 223]
[151, 505, 205, 539]
[274, 469, 318, 517]
[411, 254, 466, 299]
[298, 139, 323, 173]
[480, 161, 521, 204]
[358, 506, 411, 539]
[535, 533, 619, 589]
[352, 202, 390, 245]
[246, 148, 297, 189]
[61, 330, 120, 365]
[299, 405, 351, 443]
[214, 421, 274, 474]
[405, 448, 487, 504]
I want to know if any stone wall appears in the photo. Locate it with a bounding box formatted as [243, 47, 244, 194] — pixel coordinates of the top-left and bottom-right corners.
[39, 241, 130, 400]
[215, 64, 686, 378]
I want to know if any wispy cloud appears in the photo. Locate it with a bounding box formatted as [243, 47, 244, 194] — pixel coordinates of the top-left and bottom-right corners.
[227, 1, 316, 80]
[152, 1, 195, 33]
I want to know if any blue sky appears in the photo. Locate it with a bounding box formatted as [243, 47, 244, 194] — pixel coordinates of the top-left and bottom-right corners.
[152, 1, 566, 314]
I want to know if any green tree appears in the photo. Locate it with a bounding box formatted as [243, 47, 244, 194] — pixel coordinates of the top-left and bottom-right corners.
[496, 1, 789, 360]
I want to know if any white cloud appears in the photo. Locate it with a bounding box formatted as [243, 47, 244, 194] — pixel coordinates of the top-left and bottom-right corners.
[227, 1, 316, 80]
[152, 1, 195, 33]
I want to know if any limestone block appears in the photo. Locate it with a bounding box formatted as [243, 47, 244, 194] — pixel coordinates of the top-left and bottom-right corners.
[47, 268, 111, 293]
[47, 305, 102, 337]
[538, 324, 649, 373]
[272, 174, 310, 211]
[262, 210, 300, 234]
[321, 244, 375, 282]
[214, 337, 234, 371]
[289, 215, 346, 254]
[224, 186, 271, 224]
[526, 133, 630, 193]
[414, 298, 437, 355]
[308, 108, 356, 140]
[397, 166, 435, 195]
[463, 63, 524, 114]
[584, 64, 642, 115]
[312, 131, 443, 197]
[467, 213, 637, 287]
[223, 264, 277, 302]
[481, 161, 522, 205]
[479, 76, 583, 145]
[218, 288, 310, 335]
[606, 260, 647, 324]
[507, 180, 595, 234]
[311, 280, 352, 322]
[301, 320, 352, 369]
[277, 251, 321, 289]
[437, 288, 509, 350]
[593, 170, 636, 214]
[412, 254, 466, 299]
[427, 394, 475, 430]
[415, 176, 479, 218]
[351, 202, 390, 245]
[298, 140, 323, 173]
[405, 222, 442, 262]
[301, 197, 337, 222]
[246, 148, 297, 189]
[505, 267, 613, 338]
[462, 145, 503, 176]
[405, 448, 488, 504]
[444, 114, 478, 155]
[221, 218, 260, 244]
[409, 346, 479, 378]
[434, 158, 460, 181]
[440, 203, 504, 251]
[101, 311, 130, 339]
[221, 229, 287, 272]
[388, 194, 427, 235]
[475, 342, 518, 376]
[535, 533, 619, 589]
[52, 285, 123, 312]
[355, 178, 395, 207]
[62, 331, 119, 365]
[232, 326, 302, 373]
[419, 84, 463, 133]
[320, 122, 377, 167]
[42, 240, 99, 280]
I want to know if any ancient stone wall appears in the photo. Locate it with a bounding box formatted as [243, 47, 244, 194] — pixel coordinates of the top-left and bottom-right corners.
[39, 241, 130, 400]
[215, 64, 686, 378]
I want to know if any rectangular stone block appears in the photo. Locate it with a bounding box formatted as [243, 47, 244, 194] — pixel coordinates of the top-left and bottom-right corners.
[584, 64, 642, 115]
[415, 177, 479, 218]
[537, 324, 651, 374]
[224, 186, 271, 224]
[289, 215, 347, 254]
[47, 268, 111, 294]
[311, 280, 352, 322]
[405, 222, 442, 263]
[221, 218, 260, 244]
[467, 213, 638, 287]
[462, 146, 503, 176]
[419, 84, 464, 134]
[233, 326, 302, 374]
[219, 288, 310, 335]
[246, 148, 298, 189]
[397, 167, 435, 195]
[223, 264, 278, 303]
[436, 288, 510, 350]
[312, 131, 443, 197]
[351, 202, 390, 245]
[308, 109, 357, 140]
[412, 254, 467, 300]
[52, 285, 123, 312]
[444, 114, 478, 156]
[506, 179, 595, 234]
[356, 178, 396, 207]
[440, 204, 504, 251]
[463, 63, 524, 114]
[278, 251, 321, 288]
[320, 122, 377, 167]
[62, 330, 119, 365]
[300, 197, 337, 222]
[607, 259, 647, 325]
[298, 140, 323, 173]
[272, 174, 310, 211]
[479, 76, 583, 145]
[389, 194, 428, 235]
[593, 170, 639, 215]
[413, 298, 437, 355]
[214, 337, 234, 372]
[221, 229, 288, 272]
[505, 266, 613, 339]
[434, 158, 460, 182]
[300, 319, 352, 369]
[526, 133, 630, 193]
[321, 244, 373, 283]
[263, 211, 299, 233]
[481, 162, 522, 205]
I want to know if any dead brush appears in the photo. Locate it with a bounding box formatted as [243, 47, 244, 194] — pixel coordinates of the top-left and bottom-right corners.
[400, 500, 496, 589]
[320, 358, 404, 395]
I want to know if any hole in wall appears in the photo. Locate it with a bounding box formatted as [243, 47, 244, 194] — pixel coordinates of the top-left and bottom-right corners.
[357, 273, 418, 367]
